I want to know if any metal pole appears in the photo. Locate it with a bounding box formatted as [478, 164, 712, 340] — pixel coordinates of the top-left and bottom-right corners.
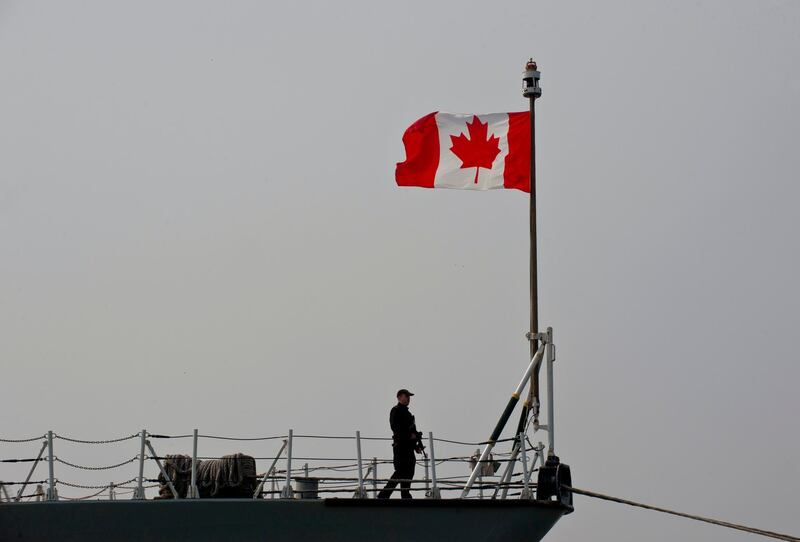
[427, 432, 440, 499]
[546, 327, 556, 456]
[355, 431, 367, 498]
[423, 453, 430, 496]
[523, 59, 543, 423]
[493, 441, 519, 500]
[280, 429, 293, 498]
[109, 482, 116, 501]
[462, 345, 544, 497]
[146, 441, 179, 499]
[519, 432, 532, 499]
[189, 429, 199, 498]
[253, 439, 287, 498]
[14, 440, 47, 502]
[371, 457, 378, 498]
[46, 430, 57, 501]
[134, 429, 146, 500]
[1, 482, 10, 502]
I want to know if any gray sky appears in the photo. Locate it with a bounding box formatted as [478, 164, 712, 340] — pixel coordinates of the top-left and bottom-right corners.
[1, 0, 798, 539]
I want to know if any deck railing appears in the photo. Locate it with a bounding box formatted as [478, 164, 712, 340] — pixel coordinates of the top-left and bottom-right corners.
[0, 428, 545, 502]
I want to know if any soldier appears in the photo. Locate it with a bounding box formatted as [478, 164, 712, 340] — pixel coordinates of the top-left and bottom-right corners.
[377, 389, 424, 499]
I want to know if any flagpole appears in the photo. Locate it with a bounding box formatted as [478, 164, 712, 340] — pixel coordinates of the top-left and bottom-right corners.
[523, 60, 542, 424]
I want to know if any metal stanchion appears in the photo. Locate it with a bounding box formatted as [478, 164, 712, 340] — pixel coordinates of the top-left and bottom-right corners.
[354, 431, 367, 498]
[427, 432, 440, 499]
[280, 430, 294, 498]
[45, 431, 57, 501]
[188, 429, 199, 498]
[371, 457, 378, 498]
[133, 429, 147, 500]
[545, 327, 556, 457]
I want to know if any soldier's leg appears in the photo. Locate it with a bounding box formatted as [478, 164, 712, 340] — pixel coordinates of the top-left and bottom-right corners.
[377, 471, 401, 499]
[377, 446, 405, 499]
[399, 450, 416, 499]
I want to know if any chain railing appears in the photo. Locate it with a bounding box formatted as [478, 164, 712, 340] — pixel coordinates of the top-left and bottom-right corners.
[1, 428, 544, 503]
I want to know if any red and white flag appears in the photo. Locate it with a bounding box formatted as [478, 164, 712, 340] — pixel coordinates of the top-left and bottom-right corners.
[395, 112, 530, 192]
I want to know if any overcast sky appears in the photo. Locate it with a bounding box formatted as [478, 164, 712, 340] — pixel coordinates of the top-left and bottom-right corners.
[1, 1, 798, 540]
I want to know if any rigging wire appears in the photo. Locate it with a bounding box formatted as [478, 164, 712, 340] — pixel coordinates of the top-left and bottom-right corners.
[567, 486, 800, 542]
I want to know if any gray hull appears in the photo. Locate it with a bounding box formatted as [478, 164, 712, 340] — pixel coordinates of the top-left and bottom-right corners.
[0, 499, 568, 541]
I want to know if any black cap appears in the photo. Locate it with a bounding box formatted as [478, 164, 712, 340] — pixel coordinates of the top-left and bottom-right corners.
[396, 389, 414, 398]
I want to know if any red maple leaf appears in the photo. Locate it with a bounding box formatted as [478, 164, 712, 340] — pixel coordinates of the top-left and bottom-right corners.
[449, 116, 501, 184]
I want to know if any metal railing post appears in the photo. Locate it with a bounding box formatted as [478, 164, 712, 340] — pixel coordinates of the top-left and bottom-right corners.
[134, 429, 146, 500]
[280, 429, 294, 498]
[45, 431, 57, 501]
[188, 429, 199, 498]
[423, 453, 430, 496]
[109, 482, 116, 501]
[427, 432, 440, 499]
[546, 327, 556, 456]
[371, 457, 378, 498]
[354, 431, 367, 498]
[519, 432, 532, 499]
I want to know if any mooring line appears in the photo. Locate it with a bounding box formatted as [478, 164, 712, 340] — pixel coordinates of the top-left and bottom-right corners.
[567, 486, 799, 542]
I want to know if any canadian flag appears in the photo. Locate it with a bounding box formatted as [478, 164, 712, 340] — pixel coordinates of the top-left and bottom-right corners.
[395, 112, 530, 192]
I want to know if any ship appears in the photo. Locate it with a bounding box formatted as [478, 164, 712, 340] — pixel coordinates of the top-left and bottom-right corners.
[0, 60, 575, 541]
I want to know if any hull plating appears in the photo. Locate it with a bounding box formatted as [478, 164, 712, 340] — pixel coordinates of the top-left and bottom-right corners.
[0, 499, 567, 542]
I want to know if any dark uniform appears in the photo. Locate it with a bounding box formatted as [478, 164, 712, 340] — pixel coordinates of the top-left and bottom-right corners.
[377, 402, 421, 499]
